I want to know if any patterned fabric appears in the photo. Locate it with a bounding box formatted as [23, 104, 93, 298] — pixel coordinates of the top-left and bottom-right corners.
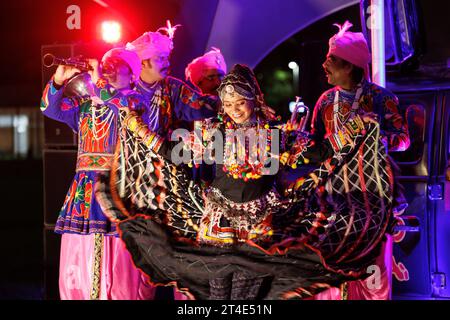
[135, 76, 218, 137]
[295, 124, 394, 269]
[311, 79, 410, 152]
[198, 187, 282, 246]
[309, 82, 408, 300]
[90, 233, 104, 300]
[55, 171, 117, 234]
[95, 110, 396, 299]
[76, 153, 113, 172]
[40, 79, 146, 235]
[97, 112, 216, 239]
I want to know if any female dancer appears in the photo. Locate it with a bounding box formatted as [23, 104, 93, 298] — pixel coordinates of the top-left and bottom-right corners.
[96, 64, 396, 300]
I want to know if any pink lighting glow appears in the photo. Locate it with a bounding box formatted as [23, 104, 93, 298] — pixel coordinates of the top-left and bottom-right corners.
[101, 21, 121, 43]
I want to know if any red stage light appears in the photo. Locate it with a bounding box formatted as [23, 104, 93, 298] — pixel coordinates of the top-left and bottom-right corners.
[101, 21, 121, 43]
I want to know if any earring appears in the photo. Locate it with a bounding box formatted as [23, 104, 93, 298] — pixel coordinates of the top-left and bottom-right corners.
[217, 109, 225, 122]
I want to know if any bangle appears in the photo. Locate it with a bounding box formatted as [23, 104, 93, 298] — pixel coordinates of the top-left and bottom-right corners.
[137, 124, 149, 137]
[152, 136, 164, 152]
[125, 114, 138, 131]
[143, 132, 156, 148]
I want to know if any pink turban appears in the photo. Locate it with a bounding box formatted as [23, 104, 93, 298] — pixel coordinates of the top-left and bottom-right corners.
[185, 47, 227, 85]
[126, 21, 180, 61]
[126, 31, 173, 61]
[101, 47, 142, 81]
[328, 21, 371, 80]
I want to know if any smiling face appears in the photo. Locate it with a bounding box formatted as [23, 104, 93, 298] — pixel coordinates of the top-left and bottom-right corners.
[322, 54, 353, 88]
[222, 94, 255, 124]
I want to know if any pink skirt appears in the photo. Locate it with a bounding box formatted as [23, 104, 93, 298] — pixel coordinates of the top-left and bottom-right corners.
[312, 236, 393, 300]
[59, 233, 157, 300]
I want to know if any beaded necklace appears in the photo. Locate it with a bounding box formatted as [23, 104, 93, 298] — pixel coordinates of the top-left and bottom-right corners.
[333, 82, 363, 133]
[221, 116, 273, 181]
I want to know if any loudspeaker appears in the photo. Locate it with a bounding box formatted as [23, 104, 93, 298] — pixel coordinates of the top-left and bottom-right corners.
[43, 149, 78, 225]
[43, 118, 78, 147]
[43, 225, 61, 300]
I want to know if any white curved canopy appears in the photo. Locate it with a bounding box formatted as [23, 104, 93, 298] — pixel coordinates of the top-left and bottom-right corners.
[205, 0, 358, 68]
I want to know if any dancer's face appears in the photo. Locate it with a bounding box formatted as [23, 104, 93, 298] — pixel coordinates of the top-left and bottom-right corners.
[322, 54, 352, 87]
[223, 94, 254, 124]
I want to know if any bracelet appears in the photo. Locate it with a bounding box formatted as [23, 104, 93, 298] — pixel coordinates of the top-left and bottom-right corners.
[143, 132, 157, 148]
[148, 134, 159, 150]
[137, 124, 150, 137]
[152, 136, 164, 152]
[124, 112, 163, 152]
[124, 113, 138, 131]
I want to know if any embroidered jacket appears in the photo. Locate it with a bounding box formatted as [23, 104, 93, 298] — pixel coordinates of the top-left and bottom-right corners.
[311, 80, 410, 152]
[135, 76, 218, 137]
[40, 78, 146, 235]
